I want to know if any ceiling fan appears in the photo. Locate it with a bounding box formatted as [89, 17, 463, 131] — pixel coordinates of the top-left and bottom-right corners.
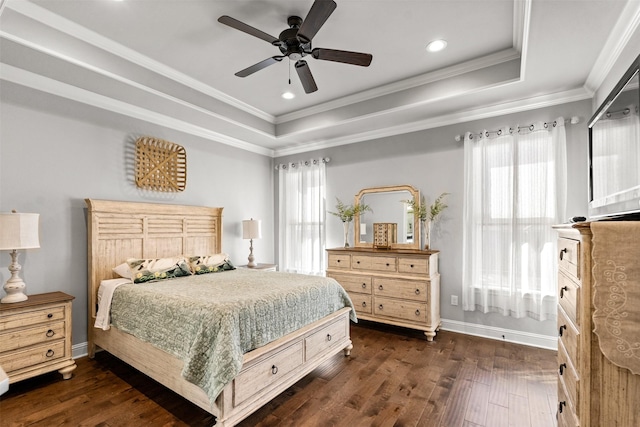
[218, 0, 373, 94]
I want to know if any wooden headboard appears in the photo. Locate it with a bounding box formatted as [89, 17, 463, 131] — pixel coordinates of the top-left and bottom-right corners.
[85, 199, 223, 340]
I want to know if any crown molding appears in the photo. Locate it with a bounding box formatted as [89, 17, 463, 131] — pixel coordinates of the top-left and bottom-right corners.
[273, 86, 591, 157]
[5, 0, 276, 124]
[584, 0, 640, 94]
[0, 64, 275, 157]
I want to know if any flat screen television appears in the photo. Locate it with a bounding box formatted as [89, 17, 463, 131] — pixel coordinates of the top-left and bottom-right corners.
[588, 54, 640, 219]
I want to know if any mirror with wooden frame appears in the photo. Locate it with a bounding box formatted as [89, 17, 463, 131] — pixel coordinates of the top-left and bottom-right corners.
[354, 184, 420, 249]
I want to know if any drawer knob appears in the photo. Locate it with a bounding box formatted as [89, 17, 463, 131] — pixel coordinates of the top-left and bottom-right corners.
[415, 309, 421, 316]
[378, 304, 383, 310]
[560, 286, 568, 298]
[362, 301, 367, 307]
[361, 283, 367, 289]
[559, 363, 566, 375]
[559, 248, 567, 261]
[47, 313, 53, 319]
[357, 261, 360, 264]
[336, 260, 341, 263]
[385, 263, 390, 266]
[46, 329, 55, 337]
[559, 325, 566, 337]
[410, 264, 414, 268]
[378, 285, 384, 290]
[415, 289, 420, 295]
[46, 349, 55, 357]
[271, 365, 278, 375]
[558, 401, 566, 414]
[327, 334, 332, 342]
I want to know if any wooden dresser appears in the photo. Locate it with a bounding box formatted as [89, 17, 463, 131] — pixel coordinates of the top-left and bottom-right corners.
[326, 247, 440, 340]
[554, 223, 640, 426]
[0, 292, 76, 383]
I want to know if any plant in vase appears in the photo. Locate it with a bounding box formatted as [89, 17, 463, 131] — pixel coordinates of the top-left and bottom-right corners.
[329, 197, 372, 247]
[403, 192, 449, 250]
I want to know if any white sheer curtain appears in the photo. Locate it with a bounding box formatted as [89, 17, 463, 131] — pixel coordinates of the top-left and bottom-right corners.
[462, 118, 567, 320]
[278, 159, 327, 275]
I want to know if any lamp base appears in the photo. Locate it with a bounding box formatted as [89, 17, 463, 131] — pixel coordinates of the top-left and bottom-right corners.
[2, 250, 29, 304]
[247, 239, 257, 268]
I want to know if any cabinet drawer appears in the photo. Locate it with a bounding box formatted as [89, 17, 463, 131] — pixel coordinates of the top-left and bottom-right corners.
[305, 318, 347, 361]
[557, 306, 579, 368]
[234, 341, 303, 406]
[558, 273, 580, 326]
[558, 341, 579, 411]
[557, 380, 579, 427]
[328, 254, 351, 269]
[373, 278, 427, 302]
[353, 256, 396, 273]
[374, 297, 427, 323]
[349, 294, 372, 315]
[0, 305, 65, 332]
[398, 258, 428, 275]
[0, 321, 65, 353]
[558, 237, 580, 281]
[0, 340, 66, 373]
[329, 274, 371, 294]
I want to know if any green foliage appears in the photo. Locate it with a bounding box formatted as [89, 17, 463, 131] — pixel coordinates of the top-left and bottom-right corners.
[402, 195, 428, 221]
[328, 197, 372, 222]
[403, 192, 450, 222]
[429, 192, 449, 221]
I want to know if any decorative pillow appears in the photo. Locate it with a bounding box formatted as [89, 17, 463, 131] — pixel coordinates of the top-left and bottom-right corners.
[188, 253, 236, 275]
[127, 256, 192, 284]
[112, 262, 132, 279]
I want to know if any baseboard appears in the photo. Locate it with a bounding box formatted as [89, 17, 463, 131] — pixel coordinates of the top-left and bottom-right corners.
[440, 318, 558, 351]
[71, 320, 557, 361]
[73, 342, 89, 359]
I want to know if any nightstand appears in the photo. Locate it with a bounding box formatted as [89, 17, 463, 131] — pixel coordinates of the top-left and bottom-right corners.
[0, 291, 76, 383]
[237, 263, 277, 272]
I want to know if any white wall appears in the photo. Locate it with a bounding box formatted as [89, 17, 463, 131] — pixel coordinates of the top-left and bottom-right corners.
[275, 99, 592, 340]
[0, 84, 275, 347]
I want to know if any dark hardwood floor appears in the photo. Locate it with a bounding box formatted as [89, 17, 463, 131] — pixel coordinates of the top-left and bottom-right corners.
[0, 321, 558, 427]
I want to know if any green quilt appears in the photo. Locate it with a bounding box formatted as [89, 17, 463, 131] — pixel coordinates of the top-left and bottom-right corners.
[109, 269, 356, 403]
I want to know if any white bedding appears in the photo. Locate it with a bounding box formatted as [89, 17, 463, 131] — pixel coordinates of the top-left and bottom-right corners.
[94, 278, 132, 330]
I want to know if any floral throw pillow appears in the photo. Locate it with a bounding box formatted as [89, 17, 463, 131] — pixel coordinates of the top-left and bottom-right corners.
[188, 253, 236, 275]
[127, 257, 192, 284]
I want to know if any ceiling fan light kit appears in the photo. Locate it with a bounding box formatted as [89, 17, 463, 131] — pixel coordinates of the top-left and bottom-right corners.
[218, 0, 373, 94]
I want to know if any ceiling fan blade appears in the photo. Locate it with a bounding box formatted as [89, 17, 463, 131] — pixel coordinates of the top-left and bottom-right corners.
[312, 48, 373, 66]
[235, 56, 284, 77]
[218, 15, 280, 45]
[295, 60, 318, 93]
[297, 0, 337, 43]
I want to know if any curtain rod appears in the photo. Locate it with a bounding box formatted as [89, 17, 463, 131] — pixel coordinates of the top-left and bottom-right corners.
[454, 115, 580, 142]
[275, 157, 330, 170]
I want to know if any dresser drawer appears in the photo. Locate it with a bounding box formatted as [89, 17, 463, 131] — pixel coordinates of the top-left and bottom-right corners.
[558, 237, 580, 281]
[234, 341, 303, 406]
[558, 306, 579, 367]
[398, 257, 428, 275]
[353, 255, 396, 273]
[0, 321, 65, 353]
[329, 274, 371, 294]
[305, 318, 347, 361]
[558, 341, 579, 411]
[557, 380, 579, 427]
[349, 294, 372, 315]
[558, 273, 580, 326]
[0, 305, 65, 332]
[328, 253, 351, 269]
[0, 340, 66, 373]
[373, 278, 427, 302]
[374, 297, 427, 323]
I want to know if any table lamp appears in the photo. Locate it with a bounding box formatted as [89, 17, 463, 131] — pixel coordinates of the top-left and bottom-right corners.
[242, 218, 262, 268]
[0, 211, 40, 303]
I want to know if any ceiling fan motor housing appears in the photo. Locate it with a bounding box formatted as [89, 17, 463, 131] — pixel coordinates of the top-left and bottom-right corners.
[278, 16, 311, 60]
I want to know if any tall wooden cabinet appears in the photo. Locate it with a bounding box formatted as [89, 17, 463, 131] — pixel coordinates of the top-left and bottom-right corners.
[554, 223, 640, 427]
[326, 247, 440, 341]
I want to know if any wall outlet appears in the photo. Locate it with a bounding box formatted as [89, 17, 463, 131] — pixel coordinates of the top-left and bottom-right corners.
[451, 295, 459, 306]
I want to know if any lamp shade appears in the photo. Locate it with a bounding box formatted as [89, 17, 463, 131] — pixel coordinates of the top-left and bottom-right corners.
[0, 212, 40, 250]
[242, 219, 262, 240]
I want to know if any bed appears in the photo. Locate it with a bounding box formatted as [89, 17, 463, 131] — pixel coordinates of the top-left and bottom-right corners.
[85, 199, 355, 426]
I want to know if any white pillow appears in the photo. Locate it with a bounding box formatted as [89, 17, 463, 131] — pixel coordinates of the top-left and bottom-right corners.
[112, 262, 132, 279]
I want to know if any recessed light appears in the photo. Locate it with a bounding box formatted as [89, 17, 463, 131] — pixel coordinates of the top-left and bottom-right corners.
[282, 91, 295, 100]
[426, 39, 447, 53]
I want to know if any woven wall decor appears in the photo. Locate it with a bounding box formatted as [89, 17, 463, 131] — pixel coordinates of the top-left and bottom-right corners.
[135, 136, 187, 192]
